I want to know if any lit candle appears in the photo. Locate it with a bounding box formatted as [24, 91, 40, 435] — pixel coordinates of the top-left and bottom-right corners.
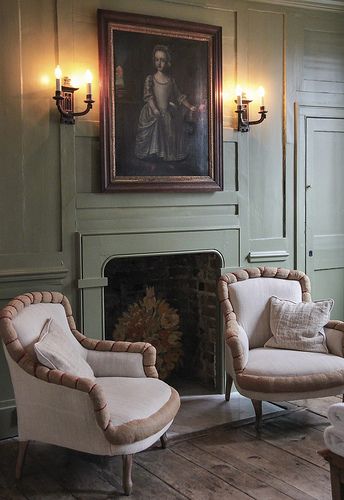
[236, 86, 242, 106]
[85, 69, 93, 97]
[258, 86, 265, 107]
[55, 65, 62, 92]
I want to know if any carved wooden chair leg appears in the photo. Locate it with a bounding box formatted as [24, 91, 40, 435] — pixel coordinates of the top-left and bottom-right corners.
[225, 373, 233, 402]
[122, 454, 133, 496]
[160, 432, 167, 449]
[15, 440, 29, 480]
[251, 399, 262, 430]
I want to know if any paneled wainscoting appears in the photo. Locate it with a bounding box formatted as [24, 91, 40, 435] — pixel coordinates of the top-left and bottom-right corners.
[0, 396, 340, 499]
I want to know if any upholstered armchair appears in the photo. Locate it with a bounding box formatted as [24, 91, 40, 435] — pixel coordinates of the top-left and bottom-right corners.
[0, 292, 180, 495]
[218, 267, 344, 427]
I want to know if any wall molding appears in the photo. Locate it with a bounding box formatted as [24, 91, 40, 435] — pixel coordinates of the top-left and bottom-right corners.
[248, 0, 344, 12]
[0, 267, 68, 283]
[248, 250, 290, 262]
[0, 267, 69, 301]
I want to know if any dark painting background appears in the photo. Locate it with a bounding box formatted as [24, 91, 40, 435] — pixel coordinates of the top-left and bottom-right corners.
[113, 29, 209, 177]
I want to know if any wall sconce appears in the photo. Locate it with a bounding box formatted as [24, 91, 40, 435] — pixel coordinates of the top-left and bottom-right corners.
[53, 66, 94, 124]
[235, 86, 268, 132]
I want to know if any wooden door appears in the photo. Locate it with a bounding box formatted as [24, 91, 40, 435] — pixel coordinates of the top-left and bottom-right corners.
[305, 117, 344, 320]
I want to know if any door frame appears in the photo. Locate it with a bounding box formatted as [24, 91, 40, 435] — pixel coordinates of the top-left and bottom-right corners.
[295, 103, 344, 274]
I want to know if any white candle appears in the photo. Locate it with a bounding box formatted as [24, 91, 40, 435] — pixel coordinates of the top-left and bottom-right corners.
[85, 70, 93, 97]
[258, 86, 265, 107]
[55, 65, 62, 92]
[236, 86, 242, 106]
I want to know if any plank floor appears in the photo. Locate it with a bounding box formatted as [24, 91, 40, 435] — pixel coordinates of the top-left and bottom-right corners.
[0, 396, 341, 500]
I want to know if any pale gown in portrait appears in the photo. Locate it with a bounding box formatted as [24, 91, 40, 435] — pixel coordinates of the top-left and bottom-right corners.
[135, 75, 190, 162]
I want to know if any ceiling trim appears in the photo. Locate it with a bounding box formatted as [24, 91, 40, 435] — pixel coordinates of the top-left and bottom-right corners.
[247, 0, 344, 12]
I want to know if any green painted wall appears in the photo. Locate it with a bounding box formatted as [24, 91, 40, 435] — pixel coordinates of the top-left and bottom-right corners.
[0, 0, 344, 438]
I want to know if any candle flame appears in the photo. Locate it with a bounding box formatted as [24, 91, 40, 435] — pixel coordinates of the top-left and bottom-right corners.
[54, 65, 62, 79]
[257, 86, 265, 97]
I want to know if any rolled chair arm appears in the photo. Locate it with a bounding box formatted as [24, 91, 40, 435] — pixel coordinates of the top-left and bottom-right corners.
[72, 332, 158, 379]
[225, 322, 249, 374]
[325, 320, 344, 357]
[218, 276, 249, 373]
[86, 342, 156, 378]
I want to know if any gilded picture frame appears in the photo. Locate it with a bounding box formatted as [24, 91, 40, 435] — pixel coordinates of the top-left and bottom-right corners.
[98, 9, 223, 192]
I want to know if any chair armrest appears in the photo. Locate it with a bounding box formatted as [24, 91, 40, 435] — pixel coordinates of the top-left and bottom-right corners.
[86, 350, 147, 378]
[224, 322, 249, 373]
[325, 321, 344, 357]
[71, 331, 158, 379]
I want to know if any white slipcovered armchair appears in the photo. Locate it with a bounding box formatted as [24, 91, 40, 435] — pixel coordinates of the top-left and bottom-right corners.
[218, 267, 344, 427]
[0, 291, 180, 495]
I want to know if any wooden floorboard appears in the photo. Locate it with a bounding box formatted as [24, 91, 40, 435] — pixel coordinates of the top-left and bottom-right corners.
[170, 440, 293, 499]
[0, 400, 337, 499]
[291, 396, 342, 417]
[242, 410, 329, 469]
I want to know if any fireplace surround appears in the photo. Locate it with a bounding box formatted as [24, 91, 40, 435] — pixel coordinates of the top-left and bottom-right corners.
[77, 228, 239, 394]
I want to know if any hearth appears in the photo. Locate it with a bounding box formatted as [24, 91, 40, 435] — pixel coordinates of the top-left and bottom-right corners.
[104, 252, 222, 394]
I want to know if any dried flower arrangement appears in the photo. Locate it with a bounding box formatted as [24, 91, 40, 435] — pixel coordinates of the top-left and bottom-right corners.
[113, 287, 183, 380]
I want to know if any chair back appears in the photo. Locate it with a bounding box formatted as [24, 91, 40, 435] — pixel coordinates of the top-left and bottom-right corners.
[11, 302, 71, 357]
[228, 276, 303, 348]
[0, 292, 80, 368]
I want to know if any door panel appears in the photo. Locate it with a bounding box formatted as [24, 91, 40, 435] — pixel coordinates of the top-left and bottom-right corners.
[306, 118, 344, 319]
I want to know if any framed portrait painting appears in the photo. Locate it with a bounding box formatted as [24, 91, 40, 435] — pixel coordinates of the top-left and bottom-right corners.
[98, 9, 223, 192]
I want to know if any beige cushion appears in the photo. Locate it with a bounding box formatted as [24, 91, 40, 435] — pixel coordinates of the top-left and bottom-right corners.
[265, 296, 334, 353]
[34, 318, 94, 379]
[245, 347, 344, 377]
[97, 376, 172, 426]
[236, 347, 344, 395]
[228, 278, 302, 348]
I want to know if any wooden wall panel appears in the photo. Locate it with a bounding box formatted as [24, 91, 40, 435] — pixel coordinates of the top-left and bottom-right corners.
[0, 1, 24, 254]
[247, 9, 285, 240]
[303, 29, 344, 93]
[0, 0, 61, 255]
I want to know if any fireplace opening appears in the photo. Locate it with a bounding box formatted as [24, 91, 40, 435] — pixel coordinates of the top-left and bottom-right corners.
[104, 252, 222, 395]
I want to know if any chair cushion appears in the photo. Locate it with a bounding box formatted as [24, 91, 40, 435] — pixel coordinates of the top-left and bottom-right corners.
[34, 318, 94, 379]
[265, 296, 333, 353]
[96, 376, 175, 442]
[228, 278, 302, 348]
[97, 376, 172, 424]
[236, 347, 344, 394]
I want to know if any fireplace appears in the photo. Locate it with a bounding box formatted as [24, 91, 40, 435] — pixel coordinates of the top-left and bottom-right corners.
[104, 252, 222, 394]
[77, 228, 238, 395]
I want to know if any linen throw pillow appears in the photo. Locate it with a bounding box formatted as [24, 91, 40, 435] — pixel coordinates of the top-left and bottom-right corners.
[34, 318, 95, 378]
[264, 296, 334, 353]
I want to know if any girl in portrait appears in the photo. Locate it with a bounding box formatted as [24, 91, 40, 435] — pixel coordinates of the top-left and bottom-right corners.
[135, 44, 201, 163]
